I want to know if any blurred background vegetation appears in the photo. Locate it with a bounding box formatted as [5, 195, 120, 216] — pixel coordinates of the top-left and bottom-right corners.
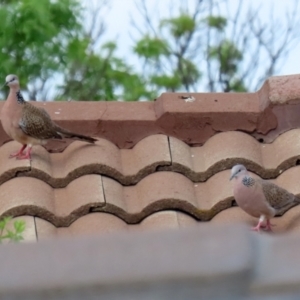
[0, 0, 299, 101]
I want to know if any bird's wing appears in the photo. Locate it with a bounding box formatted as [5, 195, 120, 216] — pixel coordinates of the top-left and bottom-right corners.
[260, 180, 294, 209]
[19, 103, 62, 140]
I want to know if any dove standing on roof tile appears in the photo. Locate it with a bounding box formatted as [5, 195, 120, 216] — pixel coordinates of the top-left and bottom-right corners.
[230, 164, 300, 232]
[0, 74, 97, 160]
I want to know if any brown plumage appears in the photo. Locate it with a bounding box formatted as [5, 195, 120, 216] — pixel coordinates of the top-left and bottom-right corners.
[1, 74, 97, 160]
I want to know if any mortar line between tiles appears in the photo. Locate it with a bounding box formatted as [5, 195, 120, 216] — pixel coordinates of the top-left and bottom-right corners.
[167, 136, 173, 165]
[33, 217, 38, 241]
[100, 176, 107, 205]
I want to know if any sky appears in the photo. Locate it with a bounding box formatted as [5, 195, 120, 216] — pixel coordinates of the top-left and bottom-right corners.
[83, 0, 300, 79]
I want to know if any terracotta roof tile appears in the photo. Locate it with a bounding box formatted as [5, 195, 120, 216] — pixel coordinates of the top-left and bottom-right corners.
[101, 171, 232, 223]
[17, 134, 170, 187]
[1, 74, 300, 240]
[1, 74, 300, 150]
[1, 154, 300, 236]
[164, 129, 300, 180]
[2, 129, 300, 190]
[2, 74, 300, 297]
[0, 176, 105, 227]
[35, 214, 128, 239]
[1, 130, 300, 189]
[36, 211, 199, 240]
[135, 211, 199, 231]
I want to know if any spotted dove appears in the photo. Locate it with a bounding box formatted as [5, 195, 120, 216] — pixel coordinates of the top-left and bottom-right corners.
[230, 164, 300, 232]
[1, 74, 97, 160]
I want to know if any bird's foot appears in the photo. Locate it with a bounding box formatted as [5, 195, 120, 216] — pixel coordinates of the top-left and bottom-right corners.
[251, 224, 262, 233]
[9, 152, 23, 159]
[251, 219, 274, 233]
[251, 219, 265, 233]
[263, 220, 275, 232]
[9, 145, 27, 159]
[16, 153, 31, 160]
[16, 147, 32, 160]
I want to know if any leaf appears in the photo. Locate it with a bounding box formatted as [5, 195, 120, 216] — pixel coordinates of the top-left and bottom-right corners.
[14, 220, 26, 234]
[161, 14, 196, 38]
[204, 16, 227, 31]
[208, 39, 242, 75]
[0, 217, 12, 231]
[134, 36, 169, 58]
[150, 74, 181, 89]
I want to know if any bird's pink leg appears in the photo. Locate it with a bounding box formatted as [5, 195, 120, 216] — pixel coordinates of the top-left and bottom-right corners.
[264, 219, 274, 232]
[251, 215, 266, 233]
[16, 145, 32, 160]
[9, 144, 27, 159]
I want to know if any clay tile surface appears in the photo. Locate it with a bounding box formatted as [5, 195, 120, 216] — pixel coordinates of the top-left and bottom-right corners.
[1, 74, 300, 241]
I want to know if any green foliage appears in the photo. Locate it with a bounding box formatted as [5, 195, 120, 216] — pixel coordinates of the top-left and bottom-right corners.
[209, 39, 243, 75]
[230, 79, 247, 92]
[204, 16, 227, 31]
[0, 1, 296, 99]
[161, 14, 196, 38]
[178, 59, 201, 86]
[134, 36, 169, 58]
[0, 217, 26, 243]
[150, 74, 181, 90]
[59, 41, 154, 101]
[0, 0, 82, 94]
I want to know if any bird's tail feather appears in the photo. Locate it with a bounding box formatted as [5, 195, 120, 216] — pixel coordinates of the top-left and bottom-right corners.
[55, 126, 97, 143]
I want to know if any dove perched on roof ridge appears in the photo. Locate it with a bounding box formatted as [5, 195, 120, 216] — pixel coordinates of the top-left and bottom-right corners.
[0, 74, 97, 160]
[230, 164, 300, 232]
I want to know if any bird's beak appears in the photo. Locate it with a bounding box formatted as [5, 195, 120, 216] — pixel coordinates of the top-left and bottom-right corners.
[229, 174, 235, 181]
[1, 82, 8, 89]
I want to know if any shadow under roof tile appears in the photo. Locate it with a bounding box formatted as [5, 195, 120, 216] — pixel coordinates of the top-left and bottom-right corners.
[168, 132, 263, 181]
[102, 172, 198, 223]
[32, 139, 121, 187]
[0, 175, 105, 227]
[3, 130, 300, 189]
[120, 134, 171, 181]
[125, 171, 197, 214]
[26, 135, 171, 187]
[0, 177, 55, 218]
[164, 129, 300, 181]
[195, 170, 233, 214]
[54, 175, 104, 217]
[97, 170, 233, 223]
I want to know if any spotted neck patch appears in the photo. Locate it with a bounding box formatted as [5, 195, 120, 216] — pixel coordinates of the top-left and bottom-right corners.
[16, 91, 25, 104]
[242, 176, 255, 187]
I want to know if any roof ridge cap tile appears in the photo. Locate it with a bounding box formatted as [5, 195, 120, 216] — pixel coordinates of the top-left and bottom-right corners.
[2, 74, 300, 149]
[263, 74, 300, 105]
